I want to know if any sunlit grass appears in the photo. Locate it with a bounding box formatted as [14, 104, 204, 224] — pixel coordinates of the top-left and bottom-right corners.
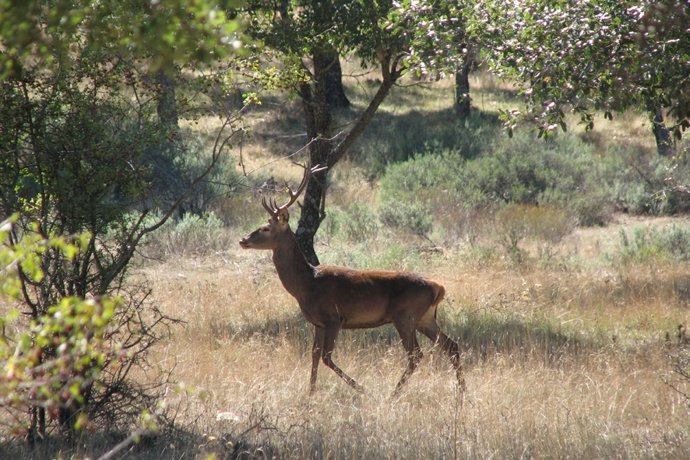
[127, 70, 689, 454]
[7, 71, 687, 459]
[123, 210, 690, 458]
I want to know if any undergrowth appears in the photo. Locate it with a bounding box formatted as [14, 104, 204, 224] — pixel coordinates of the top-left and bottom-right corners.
[617, 225, 690, 263]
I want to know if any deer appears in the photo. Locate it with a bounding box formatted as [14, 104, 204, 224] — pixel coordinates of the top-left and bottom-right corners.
[239, 165, 465, 395]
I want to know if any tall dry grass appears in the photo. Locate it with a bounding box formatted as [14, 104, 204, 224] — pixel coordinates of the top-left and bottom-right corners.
[5, 71, 688, 459]
[128, 216, 690, 459]
[111, 73, 689, 458]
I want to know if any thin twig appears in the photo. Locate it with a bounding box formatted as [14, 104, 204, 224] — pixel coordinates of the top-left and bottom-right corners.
[242, 133, 342, 177]
[97, 428, 150, 460]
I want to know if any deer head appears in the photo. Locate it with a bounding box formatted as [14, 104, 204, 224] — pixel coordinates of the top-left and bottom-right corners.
[239, 164, 323, 250]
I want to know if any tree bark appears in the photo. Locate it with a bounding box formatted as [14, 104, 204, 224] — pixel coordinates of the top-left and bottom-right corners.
[295, 52, 400, 265]
[317, 48, 350, 109]
[650, 106, 675, 156]
[455, 61, 471, 119]
[155, 69, 179, 135]
[295, 50, 333, 265]
[454, 54, 472, 120]
[295, 159, 329, 266]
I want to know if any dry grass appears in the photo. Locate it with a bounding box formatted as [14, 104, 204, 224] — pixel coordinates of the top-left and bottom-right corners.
[124, 214, 690, 459]
[146, 92, 690, 455]
[5, 72, 689, 459]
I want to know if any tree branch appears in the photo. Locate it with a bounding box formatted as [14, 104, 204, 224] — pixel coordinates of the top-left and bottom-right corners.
[328, 67, 398, 168]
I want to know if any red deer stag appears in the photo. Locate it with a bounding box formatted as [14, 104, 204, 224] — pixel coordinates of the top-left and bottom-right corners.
[239, 165, 465, 394]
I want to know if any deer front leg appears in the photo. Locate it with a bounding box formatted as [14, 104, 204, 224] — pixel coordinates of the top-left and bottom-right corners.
[310, 326, 325, 394]
[322, 323, 364, 393]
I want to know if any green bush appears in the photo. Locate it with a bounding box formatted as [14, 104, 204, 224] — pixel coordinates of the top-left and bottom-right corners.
[0, 219, 122, 440]
[320, 240, 424, 272]
[378, 148, 465, 210]
[320, 202, 380, 242]
[494, 204, 574, 264]
[617, 226, 690, 263]
[379, 200, 433, 236]
[359, 113, 502, 176]
[0, 63, 185, 441]
[608, 149, 690, 215]
[145, 129, 241, 216]
[379, 131, 616, 236]
[144, 211, 232, 257]
[346, 202, 380, 240]
[321, 206, 347, 241]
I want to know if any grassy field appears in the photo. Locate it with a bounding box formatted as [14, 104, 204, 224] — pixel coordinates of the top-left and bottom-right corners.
[5, 70, 689, 459]
[129, 71, 689, 459]
[136, 212, 690, 459]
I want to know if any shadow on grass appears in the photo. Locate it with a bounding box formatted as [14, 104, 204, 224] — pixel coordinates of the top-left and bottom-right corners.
[214, 306, 595, 369]
[0, 422, 288, 460]
[222, 82, 506, 178]
[349, 108, 503, 176]
[210, 310, 313, 347]
[211, 311, 406, 355]
[0, 430, 184, 460]
[440, 309, 595, 367]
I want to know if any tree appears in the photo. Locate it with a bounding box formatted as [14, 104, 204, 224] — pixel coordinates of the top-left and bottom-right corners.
[0, 0, 244, 80]
[247, 0, 466, 264]
[455, 46, 475, 120]
[0, 51, 243, 443]
[0, 0, 245, 443]
[321, 48, 351, 109]
[1, 218, 120, 443]
[466, 0, 690, 155]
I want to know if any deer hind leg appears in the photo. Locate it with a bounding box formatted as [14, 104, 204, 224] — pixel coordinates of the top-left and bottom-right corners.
[310, 326, 325, 394]
[418, 314, 466, 392]
[321, 324, 364, 393]
[392, 317, 424, 395]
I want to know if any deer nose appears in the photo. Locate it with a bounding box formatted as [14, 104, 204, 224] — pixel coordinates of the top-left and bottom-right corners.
[239, 238, 249, 248]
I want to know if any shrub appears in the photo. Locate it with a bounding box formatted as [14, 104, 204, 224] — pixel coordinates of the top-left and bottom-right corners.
[609, 149, 690, 215]
[494, 204, 574, 264]
[1, 221, 127, 442]
[146, 130, 240, 216]
[359, 113, 502, 176]
[379, 200, 433, 236]
[617, 226, 690, 263]
[0, 55, 235, 441]
[345, 202, 380, 240]
[321, 202, 380, 242]
[379, 130, 615, 239]
[144, 211, 233, 258]
[378, 148, 465, 213]
[321, 206, 347, 241]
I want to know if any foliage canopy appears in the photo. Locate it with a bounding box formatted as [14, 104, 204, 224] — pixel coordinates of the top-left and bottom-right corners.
[0, 0, 245, 79]
[467, 0, 690, 139]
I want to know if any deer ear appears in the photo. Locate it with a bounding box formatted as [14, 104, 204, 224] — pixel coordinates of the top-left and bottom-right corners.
[277, 208, 290, 223]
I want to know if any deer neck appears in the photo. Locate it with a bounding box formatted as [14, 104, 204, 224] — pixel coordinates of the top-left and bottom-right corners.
[271, 230, 314, 303]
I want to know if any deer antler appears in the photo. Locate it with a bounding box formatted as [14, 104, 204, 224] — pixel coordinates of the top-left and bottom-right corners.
[262, 164, 326, 219]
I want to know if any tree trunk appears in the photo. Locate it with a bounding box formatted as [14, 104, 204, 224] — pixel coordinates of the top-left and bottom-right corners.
[317, 48, 350, 109]
[295, 161, 329, 266]
[295, 52, 333, 266]
[650, 106, 675, 156]
[454, 51, 473, 120]
[295, 51, 400, 265]
[454, 60, 471, 119]
[155, 69, 179, 135]
[27, 406, 45, 446]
